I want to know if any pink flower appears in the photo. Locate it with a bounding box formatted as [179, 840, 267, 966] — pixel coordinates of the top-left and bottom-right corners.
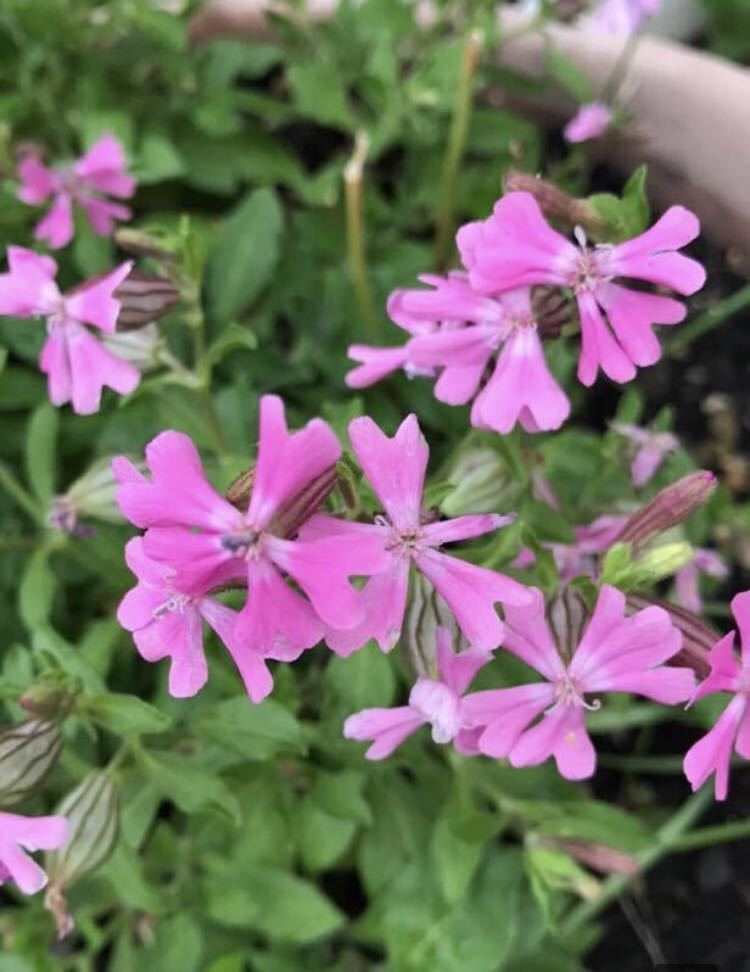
[0, 247, 138, 414]
[118, 537, 287, 702]
[458, 191, 706, 387]
[463, 585, 693, 780]
[564, 103, 613, 143]
[587, 0, 661, 34]
[343, 627, 491, 759]
[348, 274, 570, 435]
[18, 134, 135, 250]
[0, 812, 68, 895]
[674, 548, 728, 615]
[303, 414, 531, 656]
[684, 591, 750, 800]
[115, 395, 389, 659]
[611, 422, 679, 487]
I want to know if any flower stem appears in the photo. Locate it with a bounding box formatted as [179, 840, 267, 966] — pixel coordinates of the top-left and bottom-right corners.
[671, 817, 750, 853]
[434, 29, 483, 271]
[557, 786, 713, 941]
[344, 131, 380, 339]
[0, 463, 43, 524]
[668, 283, 750, 353]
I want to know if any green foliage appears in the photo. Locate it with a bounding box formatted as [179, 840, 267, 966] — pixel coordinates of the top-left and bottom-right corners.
[0, 1, 743, 970]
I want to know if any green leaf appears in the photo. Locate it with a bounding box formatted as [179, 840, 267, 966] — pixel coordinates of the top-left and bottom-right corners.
[145, 914, 203, 972]
[144, 752, 241, 823]
[19, 547, 55, 631]
[431, 808, 484, 904]
[310, 769, 371, 824]
[136, 132, 185, 184]
[588, 166, 650, 242]
[205, 188, 284, 323]
[204, 322, 258, 371]
[287, 63, 354, 129]
[325, 644, 396, 710]
[295, 799, 357, 872]
[25, 402, 58, 505]
[196, 697, 305, 760]
[85, 693, 172, 737]
[204, 866, 344, 943]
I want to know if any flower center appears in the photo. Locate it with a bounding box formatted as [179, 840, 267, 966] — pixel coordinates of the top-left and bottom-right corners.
[220, 527, 263, 560]
[547, 672, 601, 714]
[566, 228, 614, 294]
[153, 592, 192, 619]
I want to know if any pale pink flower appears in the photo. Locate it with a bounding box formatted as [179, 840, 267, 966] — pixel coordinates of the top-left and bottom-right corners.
[114, 395, 389, 658]
[0, 812, 68, 895]
[0, 247, 138, 414]
[611, 422, 679, 487]
[564, 103, 613, 143]
[674, 548, 728, 615]
[343, 627, 491, 759]
[684, 591, 750, 800]
[587, 0, 661, 34]
[117, 537, 286, 702]
[18, 134, 135, 250]
[348, 275, 569, 435]
[302, 414, 531, 656]
[458, 191, 706, 387]
[463, 585, 693, 780]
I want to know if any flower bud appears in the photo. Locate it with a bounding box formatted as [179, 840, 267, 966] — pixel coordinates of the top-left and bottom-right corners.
[0, 720, 63, 809]
[632, 541, 694, 586]
[114, 227, 178, 261]
[402, 574, 466, 677]
[541, 837, 639, 877]
[19, 684, 75, 721]
[532, 286, 571, 341]
[440, 446, 521, 517]
[45, 771, 119, 938]
[616, 471, 717, 548]
[546, 586, 589, 664]
[102, 323, 164, 371]
[503, 170, 605, 237]
[627, 593, 717, 679]
[225, 464, 337, 538]
[49, 457, 142, 535]
[114, 271, 180, 330]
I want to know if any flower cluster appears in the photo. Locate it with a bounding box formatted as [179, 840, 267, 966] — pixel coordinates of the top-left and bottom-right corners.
[0, 135, 154, 415]
[347, 191, 705, 435]
[114, 396, 525, 701]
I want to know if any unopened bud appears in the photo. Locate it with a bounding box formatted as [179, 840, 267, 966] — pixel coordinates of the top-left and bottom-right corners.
[114, 227, 178, 261]
[402, 574, 466, 677]
[503, 171, 605, 237]
[102, 323, 164, 371]
[45, 772, 119, 938]
[0, 720, 63, 809]
[49, 457, 141, 535]
[542, 837, 639, 877]
[19, 684, 75, 721]
[225, 464, 337, 538]
[632, 541, 694, 586]
[627, 593, 717, 679]
[532, 286, 572, 341]
[616, 471, 717, 548]
[547, 586, 590, 664]
[441, 446, 520, 517]
[114, 271, 180, 330]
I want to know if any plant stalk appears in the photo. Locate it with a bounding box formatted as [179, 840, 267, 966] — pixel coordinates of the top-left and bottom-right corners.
[344, 131, 380, 339]
[434, 29, 483, 270]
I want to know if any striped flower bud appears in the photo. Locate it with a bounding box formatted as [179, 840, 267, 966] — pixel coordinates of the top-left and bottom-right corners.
[627, 593, 718, 679]
[45, 772, 119, 938]
[402, 574, 466, 678]
[615, 471, 717, 548]
[114, 270, 180, 330]
[440, 446, 520, 517]
[0, 720, 63, 809]
[225, 464, 337, 538]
